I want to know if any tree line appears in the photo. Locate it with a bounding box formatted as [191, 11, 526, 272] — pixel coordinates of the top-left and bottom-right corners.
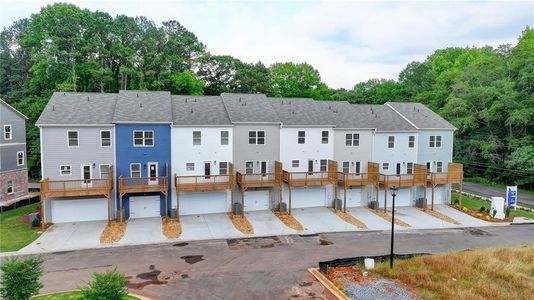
[1, 3, 532, 188]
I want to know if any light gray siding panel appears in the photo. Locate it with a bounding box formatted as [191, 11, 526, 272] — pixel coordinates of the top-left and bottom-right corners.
[1, 102, 27, 172]
[417, 130, 454, 172]
[0, 144, 26, 171]
[233, 124, 280, 173]
[333, 129, 374, 172]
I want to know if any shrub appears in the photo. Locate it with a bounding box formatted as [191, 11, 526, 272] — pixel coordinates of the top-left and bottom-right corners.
[479, 206, 486, 212]
[492, 209, 497, 218]
[0, 256, 44, 300]
[81, 269, 128, 300]
[453, 198, 459, 205]
[506, 208, 511, 218]
[32, 217, 40, 227]
[462, 207, 468, 212]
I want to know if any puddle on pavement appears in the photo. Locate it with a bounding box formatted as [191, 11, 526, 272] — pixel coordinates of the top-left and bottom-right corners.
[319, 238, 333, 246]
[127, 265, 168, 290]
[173, 242, 188, 247]
[181, 274, 189, 279]
[181, 255, 204, 264]
[463, 228, 492, 236]
[298, 233, 319, 237]
[227, 236, 282, 250]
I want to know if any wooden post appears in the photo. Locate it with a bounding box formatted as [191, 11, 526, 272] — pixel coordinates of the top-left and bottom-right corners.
[343, 182, 347, 213]
[431, 184, 435, 211]
[119, 193, 123, 223]
[176, 187, 180, 220]
[164, 192, 168, 219]
[375, 184, 379, 212]
[107, 194, 111, 223]
[241, 187, 245, 217]
[288, 185, 292, 215]
[459, 182, 463, 208]
[384, 183, 388, 213]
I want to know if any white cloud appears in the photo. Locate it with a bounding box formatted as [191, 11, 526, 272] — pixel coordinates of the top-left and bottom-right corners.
[1, 0, 532, 89]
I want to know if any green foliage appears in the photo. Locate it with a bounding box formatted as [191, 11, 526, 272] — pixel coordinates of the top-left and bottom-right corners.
[269, 62, 331, 99]
[505, 207, 511, 218]
[479, 206, 486, 212]
[0, 256, 44, 300]
[80, 269, 128, 300]
[31, 217, 40, 227]
[168, 71, 204, 95]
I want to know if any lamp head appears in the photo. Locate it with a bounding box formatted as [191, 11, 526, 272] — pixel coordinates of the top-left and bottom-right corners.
[390, 186, 399, 196]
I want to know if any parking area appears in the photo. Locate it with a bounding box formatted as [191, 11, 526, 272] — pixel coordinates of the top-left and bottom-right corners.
[245, 210, 297, 236]
[346, 207, 401, 230]
[178, 212, 244, 241]
[119, 218, 166, 245]
[394, 206, 457, 229]
[291, 207, 361, 233]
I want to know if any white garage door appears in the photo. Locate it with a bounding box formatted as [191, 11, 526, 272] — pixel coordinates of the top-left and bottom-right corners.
[51, 198, 107, 223]
[431, 186, 445, 205]
[180, 191, 228, 215]
[342, 188, 362, 208]
[130, 195, 160, 219]
[378, 188, 412, 208]
[289, 187, 326, 209]
[244, 190, 270, 211]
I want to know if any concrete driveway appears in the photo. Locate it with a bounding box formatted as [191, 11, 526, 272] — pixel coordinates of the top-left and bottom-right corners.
[179, 213, 244, 241]
[119, 218, 166, 245]
[434, 205, 492, 227]
[245, 210, 297, 236]
[393, 206, 457, 229]
[346, 207, 400, 230]
[21, 221, 106, 253]
[291, 207, 360, 233]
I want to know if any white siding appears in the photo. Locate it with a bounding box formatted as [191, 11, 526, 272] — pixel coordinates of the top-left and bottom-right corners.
[280, 127, 334, 172]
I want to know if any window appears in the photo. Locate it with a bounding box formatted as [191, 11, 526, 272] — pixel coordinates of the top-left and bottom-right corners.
[60, 165, 71, 176]
[220, 131, 229, 145]
[355, 161, 361, 174]
[7, 180, 13, 194]
[292, 160, 299, 168]
[298, 131, 305, 144]
[342, 162, 350, 173]
[3, 125, 12, 140]
[67, 131, 78, 147]
[193, 131, 201, 145]
[408, 136, 415, 148]
[382, 163, 389, 171]
[219, 162, 228, 175]
[437, 161, 443, 172]
[16, 151, 24, 166]
[406, 162, 414, 174]
[426, 162, 431, 172]
[133, 130, 154, 147]
[130, 163, 141, 178]
[346, 133, 359, 146]
[100, 164, 110, 179]
[248, 131, 265, 144]
[320, 159, 327, 172]
[429, 136, 442, 148]
[186, 163, 195, 171]
[436, 136, 442, 148]
[388, 136, 395, 148]
[101, 131, 111, 147]
[245, 161, 254, 174]
[322, 131, 329, 144]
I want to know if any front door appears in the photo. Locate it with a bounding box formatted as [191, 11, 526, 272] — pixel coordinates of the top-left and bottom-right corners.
[148, 162, 158, 185]
[204, 162, 211, 179]
[396, 163, 401, 175]
[308, 160, 314, 175]
[261, 161, 267, 176]
[81, 165, 92, 187]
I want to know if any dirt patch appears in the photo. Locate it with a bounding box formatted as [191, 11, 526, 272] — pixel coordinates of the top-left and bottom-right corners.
[273, 210, 304, 231]
[181, 274, 189, 279]
[416, 207, 461, 225]
[463, 228, 492, 236]
[100, 221, 126, 243]
[137, 269, 161, 281]
[369, 208, 411, 228]
[127, 265, 168, 290]
[227, 212, 254, 234]
[173, 242, 188, 247]
[319, 238, 334, 246]
[162, 218, 181, 239]
[180, 255, 204, 264]
[227, 236, 282, 250]
[327, 266, 377, 289]
[329, 208, 367, 229]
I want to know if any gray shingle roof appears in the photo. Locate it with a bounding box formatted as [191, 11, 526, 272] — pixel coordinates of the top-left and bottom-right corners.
[171, 95, 231, 125]
[386, 102, 456, 130]
[356, 105, 417, 132]
[113, 90, 172, 123]
[36, 92, 117, 125]
[221, 93, 280, 123]
[269, 98, 336, 126]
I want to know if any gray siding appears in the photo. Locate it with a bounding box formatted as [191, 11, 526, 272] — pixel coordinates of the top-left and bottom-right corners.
[0, 144, 26, 171]
[417, 130, 454, 172]
[233, 124, 280, 173]
[333, 129, 374, 172]
[0, 102, 27, 172]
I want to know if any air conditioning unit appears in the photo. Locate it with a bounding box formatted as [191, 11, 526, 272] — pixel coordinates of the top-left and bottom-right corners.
[368, 201, 377, 209]
[415, 198, 425, 208]
[233, 202, 242, 215]
[278, 202, 287, 213]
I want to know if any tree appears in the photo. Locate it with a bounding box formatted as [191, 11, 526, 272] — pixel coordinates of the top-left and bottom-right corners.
[233, 61, 272, 94]
[168, 71, 204, 95]
[196, 54, 241, 95]
[0, 257, 44, 300]
[505, 146, 534, 188]
[269, 62, 324, 98]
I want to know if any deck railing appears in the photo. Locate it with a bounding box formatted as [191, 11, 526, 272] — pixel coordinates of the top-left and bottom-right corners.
[379, 173, 427, 188]
[236, 172, 280, 188]
[40, 178, 112, 198]
[428, 170, 464, 185]
[283, 170, 336, 187]
[337, 172, 379, 187]
[118, 176, 168, 193]
[175, 174, 234, 191]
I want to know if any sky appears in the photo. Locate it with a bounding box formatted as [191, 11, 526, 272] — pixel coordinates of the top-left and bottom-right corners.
[1, 0, 533, 89]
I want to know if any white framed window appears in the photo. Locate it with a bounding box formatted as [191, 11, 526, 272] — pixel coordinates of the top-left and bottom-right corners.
[437, 161, 443, 172]
[7, 180, 14, 194]
[133, 130, 154, 147]
[322, 131, 329, 144]
[193, 131, 201, 145]
[388, 136, 395, 148]
[342, 161, 350, 173]
[406, 162, 414, 174]
[3, 125, 12, 140]
[186, 163, 195, 171]
[429, 136, 442, 148]
[436, 136, 442, 147]
[346, 133, 360, 146]
[219, 162, 228, 175]
[16, 151, 24, 166]
[320, 159, 327, 172]
[408, 136, 415, 148]
[60, 165, 71, 176]
[220, 131, 229, 145]
[355, 161, 361, 173]
[292, 160, 299, 168]
[67, 131, 79, 147]
[100, 131, 111, 147]
[99, 164, 110, 179]
[382, 163, 389, 171]
[130, 163, 141, 178]
[245, 161, 254, 174]
[248, 131, 265, 144]
[298, 131, 305, 144]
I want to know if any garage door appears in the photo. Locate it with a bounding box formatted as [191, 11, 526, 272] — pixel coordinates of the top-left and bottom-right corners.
[289, 187, 326, 209]
[51, 198, 107, 223]
[431, 186, 445, 205]
[378, 188, 412, 208]
[130, 195, 160, 219]
[342, 188, 361, 208]
[244, 190, 270, 211]
[180, 191, 228, 215]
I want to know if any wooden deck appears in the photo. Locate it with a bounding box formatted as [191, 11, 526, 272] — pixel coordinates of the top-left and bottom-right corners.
[337, 172, 379, 187]
[379, 173, 427, 188]
[428, 163, 464, 185]
[175, 163, 235, 192]
[236, 161, 283, 189]
[118, 176, 168, 194]
[40, 178, 112, 199]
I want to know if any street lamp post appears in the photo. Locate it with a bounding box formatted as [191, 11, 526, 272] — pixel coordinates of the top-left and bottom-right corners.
[389, 185, 398, 269]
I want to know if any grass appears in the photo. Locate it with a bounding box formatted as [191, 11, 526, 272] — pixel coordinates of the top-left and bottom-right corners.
[372, 246, 534, 300]
[0, 203, 41, 252]
[452, 194, 534, 220]
[32, 291, 140, 299]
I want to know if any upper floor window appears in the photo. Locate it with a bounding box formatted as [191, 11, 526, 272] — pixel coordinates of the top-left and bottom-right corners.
[186, 163, 195, 171]
[100, 164, 110, 179]
[292, 160, 299, 168]
[7, 180, 14, 194]
[101, 131, 111, 147]
[130, 163, 141, 178]
[346, 133, 359, 146]
[60, 165, 71, 176]
[408, 136, 415, 148]
[133, 130, 154, 147]
[193, 131, 201, 145]
[298, 131, 305, 144]
[355, 161, 361, 173]
[342, 162, 350, 173]
[388, 136, 395, 148]
[3, 125, 12, 140]
[16, 151, 24, 166]
[429, 136, 442, 148]
[320, 159, 328, 172]
[245, 161, 254, 174]
[322, 131, 329, 144]
[219, 162, 228, 175]
[67, 131, 79, 147]
[248, 131, 265, 144]
[406, 162, 414, 174]
[437, 161, 443, 172]
[220, 131, 229, 145]
[382, 163, 389, 171]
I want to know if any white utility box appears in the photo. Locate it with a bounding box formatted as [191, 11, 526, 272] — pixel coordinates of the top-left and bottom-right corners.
[491, 197, 506, 219]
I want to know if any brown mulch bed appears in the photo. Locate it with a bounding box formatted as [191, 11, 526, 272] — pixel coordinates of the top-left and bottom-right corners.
[272, 210, 304, 231]
[369, 209, 411, 228]
[416, 207, 461, 225]
[227, 213, 254, 234]
[162, 218, 181, 239]
[451, 205, 512, 223]
[329, 208, 367, 229]
[327, 266, 377, 289]
[100, 221, 127, 244]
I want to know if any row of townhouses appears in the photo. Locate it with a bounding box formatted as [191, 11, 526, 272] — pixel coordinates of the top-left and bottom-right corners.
[36, 91, 463, 224]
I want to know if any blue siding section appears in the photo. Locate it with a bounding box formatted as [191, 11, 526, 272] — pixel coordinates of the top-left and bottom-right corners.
[115, 124, 171, 218]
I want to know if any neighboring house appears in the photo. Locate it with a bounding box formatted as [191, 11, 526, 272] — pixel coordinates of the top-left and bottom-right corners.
[114, 91, 172, 220]
[0, 99, 29, 204]
[36, 93, 116, 223]
[171, 96, 234, 215]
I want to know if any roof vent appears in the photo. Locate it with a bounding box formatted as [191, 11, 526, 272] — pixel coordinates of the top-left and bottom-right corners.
[371, 108, 374, 114]
[239, 97, 242, 102]
[185, 98, 188, 103]
[281, 100, 284, 105]
[292, 110, 295, 114]
[417, 109, 420, 112]
[63, 93, 66, 96]
[52, 105, 55, 111]
[87, 96, 90, 101]
[139, 103, 143, 108]
[194, 99, 197, 102]
[136, 93, 139, 97]
[375, 114, 378, 118]
[329, 105, 331, 109]
[190, 108, 194, 113]
[289, 100, 291, 104]
[244, 101, 247, 106]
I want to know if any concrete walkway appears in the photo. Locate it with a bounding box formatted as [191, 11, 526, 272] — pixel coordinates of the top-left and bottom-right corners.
[119, 218, 166, 245]
[394, 206, 458, 229]
[245, 210, 297, 236]
[291, 207, 360, 233]
[434, 205, 492, 227]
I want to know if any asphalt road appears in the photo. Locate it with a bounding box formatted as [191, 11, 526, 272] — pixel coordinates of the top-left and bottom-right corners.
[454, 182, 534, 206]
[6, 225, 534, 300]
